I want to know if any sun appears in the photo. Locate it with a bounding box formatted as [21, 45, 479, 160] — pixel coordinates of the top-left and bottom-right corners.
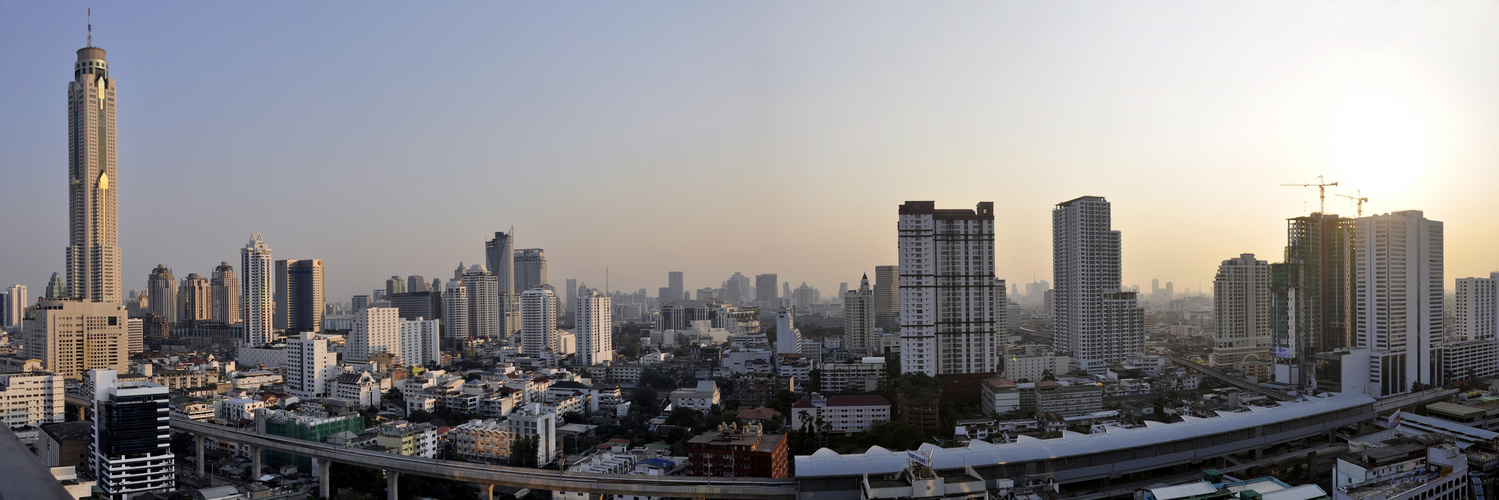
[1327, 92, 1431, 205]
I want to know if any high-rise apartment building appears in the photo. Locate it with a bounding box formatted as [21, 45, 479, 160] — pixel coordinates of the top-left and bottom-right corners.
[210, 262, 240, 324]
[775, 307, 801, 356]
[441, 279, 470, 350]
[1353, 211, 1443, 397]
[667, 271, 685, 306]
[755, 274, 778, 305]
[178, 273, 210, 323]
[575, 288, 612, 365]
[520, 288, 557, 356]
[127, 318, 142, 354]
[1, 285, 25, 330]
[1455, 273, 1499, 343]
[275, 259, 324, 333]
[873, 265, 898, 329]
[90, 370, 174, 500]
[21, 299, 129, 379]
[461, 264, 501, 340]
[843, 275, 876, 351]
[285, 332, 338, 398]
[485, 229, 519, 336]
[146, 265, 176, 323]
[400, 318, 442, 367]
[241, 233, 274, 346]
[1211, 254, 1271, 369]
[898, 201, 1001, 376]
[514, 249, 548, 294]
[350, 307, 400, 361]
[66, 44, 122, 304]
[1271, 213, 1354, 387]
[1052, 196, 1142, 374]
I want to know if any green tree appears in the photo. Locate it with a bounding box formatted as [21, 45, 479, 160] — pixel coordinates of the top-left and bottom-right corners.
[509, 435, 541, 468]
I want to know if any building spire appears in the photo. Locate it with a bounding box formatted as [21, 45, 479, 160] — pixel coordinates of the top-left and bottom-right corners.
[87, 8, 92, 47]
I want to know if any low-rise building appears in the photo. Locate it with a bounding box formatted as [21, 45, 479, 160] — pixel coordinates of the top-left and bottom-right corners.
[819, 358, 886, 392]
[333, 371, 380, 408]
[450, 419, 511, 463]
[0, 371, 64, 428]
[669, 381, 720, 412]
[789, 394, 891, 434]
[1001, 350, 1069, 382]
[223, 397, 267, 421]
[375, 421, 438, 458]
[39, 421, 93, 468]
[1334, 437, 1468, 500]
[733, 374, 792, 408]
[982, 379, 1103, 417]
[685, 423, 787, 478]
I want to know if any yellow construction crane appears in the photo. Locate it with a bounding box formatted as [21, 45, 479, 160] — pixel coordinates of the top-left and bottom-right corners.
[1282, 175, 1338, 213]
[1335, 190, 1369, 217]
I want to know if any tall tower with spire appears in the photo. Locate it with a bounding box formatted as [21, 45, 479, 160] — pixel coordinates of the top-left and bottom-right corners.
[66, 18, 122, 303]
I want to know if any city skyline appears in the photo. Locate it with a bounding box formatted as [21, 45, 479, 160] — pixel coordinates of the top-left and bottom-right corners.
[4, 3, 1499, 304]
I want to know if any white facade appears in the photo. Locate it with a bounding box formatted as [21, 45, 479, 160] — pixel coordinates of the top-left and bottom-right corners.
[3, 285, 25, 330]
[333, 371, 381, 408]
[400, 318, 442, 367]
[790, 395, 891, 434]
[1455, 273, 1499, 342]
[241, 233, 274, 346]
[1212, 254, 1272, 366]
[0, 371, 64, 428]
[521, 288, 558, 356]
[576, 288, 613, 365]
[1052, 196, 1142, 371]
[350, 307, 400, 360]
[223, 397, 267, 421]
[1354, 210, 1443, 397]
[461, 265, 501, 340]
[843, 275, 876, 351]
[775, 307, 801, 356]
[669, 381, 721, 412]
[508, 404, 558, 465]
[819, 358, 886, 392]
[285, 332, 338, 398]
[1001, 352, 1069, 382]
[898, 201, 1001, 376]
[442, 279, 470, 350]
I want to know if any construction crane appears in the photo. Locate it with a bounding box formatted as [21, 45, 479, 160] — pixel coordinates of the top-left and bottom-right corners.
[1282, 175, 1338, 214]
[1335, 190, 1369, 217]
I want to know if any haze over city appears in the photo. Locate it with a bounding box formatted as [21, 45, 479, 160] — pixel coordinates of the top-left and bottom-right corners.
[4, 1, 1499, 303]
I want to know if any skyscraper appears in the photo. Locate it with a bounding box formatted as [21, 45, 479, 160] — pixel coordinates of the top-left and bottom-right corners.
[755, 274, 778, 305]
[275, 259, 324, 334]
[843, 274, 876, 351]
[146, 265, 176, 323]
[461, 264, 501, 340]
[667, 271, 684, 306]
[386, 276, 406, 296]
[514, 249, 548, 294]
[442, 279, 470, 350]
[564, 278, 578, 318]
[2, 285, 25, 330]
[1211, 254, 1271, 369]
[1271, 212, 1354, 387]
[407, 275, 430, 293]
[575, 287, 612, 366]
[241, 233, 274, 346]
[66, 42, 122, 304]
[400, 318, 442, 367]
[22, 299, 129, 380]
[485, 229, 518, 336]
[1052, 196, 1143, 374]
[873, 265, 898, 329]
[177, 273, 210, 323]
[210, 262, 240, 324]
[45, 273, 65, 300]
[350, 307, 400, 360]
[898, 201, 1001, 376]
[1353, 211, 1443, 397]
[1455, 273, 1499, 343]
[520, 288, 557, 356]
[90, 370, 174, 499]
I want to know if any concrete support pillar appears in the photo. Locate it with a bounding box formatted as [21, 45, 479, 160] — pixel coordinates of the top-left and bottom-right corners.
[250, 446, 261, 481]
[486, 483, 493, 500]
[386, 470, 400, 500]
[320, 460, 333, 499]
[77, 404, 85, 421]
[195, 434, 205, 477]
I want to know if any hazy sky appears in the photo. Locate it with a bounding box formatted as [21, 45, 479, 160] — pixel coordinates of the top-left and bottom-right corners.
[3, 2, 1498, 304]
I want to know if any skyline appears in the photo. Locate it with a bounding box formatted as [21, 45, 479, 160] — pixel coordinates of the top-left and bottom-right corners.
[4, 3, 1499, 303]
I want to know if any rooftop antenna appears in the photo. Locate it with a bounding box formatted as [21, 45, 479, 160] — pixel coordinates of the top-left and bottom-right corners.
[1281, 175, 1338, 214]
[87, 8, 92, 47]
[1335, 190, 1369, 218]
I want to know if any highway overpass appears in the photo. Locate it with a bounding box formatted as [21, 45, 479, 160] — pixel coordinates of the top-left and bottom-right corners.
[172, 416, 798, 500]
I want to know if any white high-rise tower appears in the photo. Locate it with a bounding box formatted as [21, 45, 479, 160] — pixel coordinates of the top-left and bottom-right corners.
[1052, 196, 1143, 374]
[520, 288, 557, 356]
[898, 201, 1001, 376]
[1211, 254, 1271, 368]
[241, 233, 274, 346]
[843, 274, 876, 351]
[461, 265, 500, 340]
[67, 43, 122, 304]
[575, 287, 613, 365]
[1354, 210, 1443, 397]
[442, 279, 470, 350]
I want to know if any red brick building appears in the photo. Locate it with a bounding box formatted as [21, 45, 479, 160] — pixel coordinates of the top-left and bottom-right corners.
[685, 423, 788, 478]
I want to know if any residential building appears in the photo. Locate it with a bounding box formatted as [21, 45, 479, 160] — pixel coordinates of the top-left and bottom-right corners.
[514, 248, 548, 294]
[350, 307, 400, 361]
[1000, 350, 1068, 382]
[450, 419, 511, 463]
[275, 259, 324, 333]
[461, 265, 501, 340]
[686, 423, 788, 478]
[1333, 439, 1467, 500]
[873, 265, 898, 329]
[0, 371, 64, 428]
[733, 374, 794, 408]
[376, 421, 438, 458]
[507, 404, 558, 465]
[241, 233, 274, 346]
[39, 421, 93, 469]
[979, 378, 1022, 416]
[210, 262, 240, 324]
[146, 265, 176, 323]
[442, 279, 470, 350]
[333, 371, 381, 408]
[521, 288, 558, 356]
[898, 201, 1002, 376]
[670, 381, 721, 412]
[775, 307, 800, 356]
[89, 370, 174, 500]
[1213, 254, 1272, 369]
[2, 285, 26, 330]
[790, 394, 891, 434]
[1052, 196, 1142, 373]
[843, 275, 876, 351]
[285, 332, 338, 398]
[575, 287, 613, 365]
[400, 318, 441, 367]
[223, 397, 267, 421]
[1353, 211, 1443, 397]
[65, 44, 122, 304]
[485, 229, 519, 336]
[21, 299, 128, 379]
[819, 358, 886, 392]
[178, 273, 210, 323]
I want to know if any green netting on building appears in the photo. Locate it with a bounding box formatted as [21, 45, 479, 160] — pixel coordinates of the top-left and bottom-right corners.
[262, 415, 364, 473]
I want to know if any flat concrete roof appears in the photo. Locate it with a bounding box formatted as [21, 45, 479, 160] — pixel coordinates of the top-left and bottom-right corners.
[0, 428, 75, 500]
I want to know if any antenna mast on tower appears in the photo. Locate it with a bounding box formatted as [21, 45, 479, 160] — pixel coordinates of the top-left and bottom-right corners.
[87, 8, 92, 47]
